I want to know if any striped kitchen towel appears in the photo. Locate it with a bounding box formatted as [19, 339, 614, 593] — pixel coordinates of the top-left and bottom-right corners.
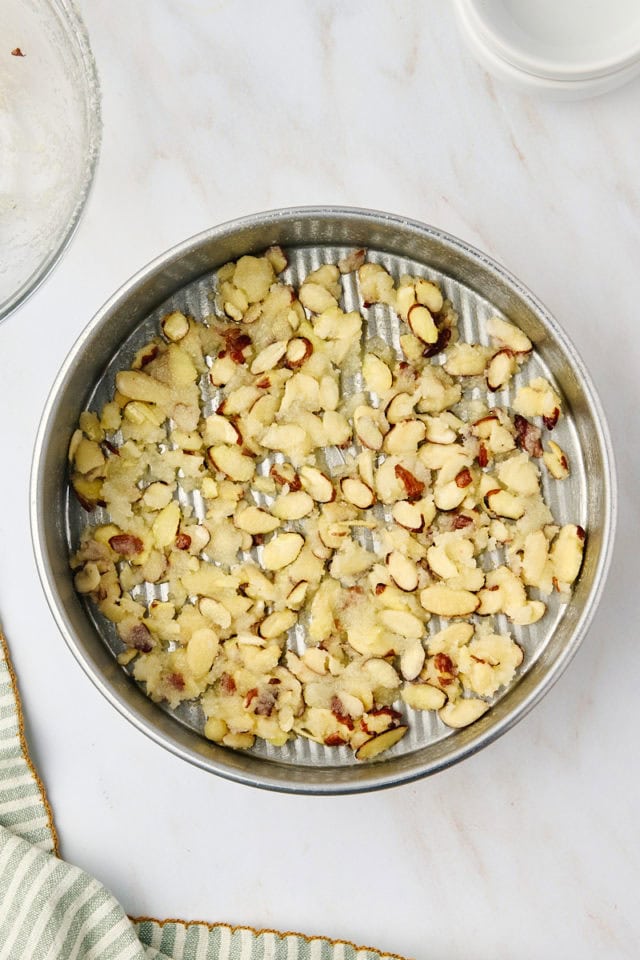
[0, 631, 409, 960]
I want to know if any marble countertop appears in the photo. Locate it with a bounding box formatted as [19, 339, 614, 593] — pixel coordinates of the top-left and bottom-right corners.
[1, 2, 638, 957]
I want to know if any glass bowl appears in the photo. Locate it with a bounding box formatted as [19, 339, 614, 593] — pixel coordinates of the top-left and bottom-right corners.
[0, 0, 101, 323]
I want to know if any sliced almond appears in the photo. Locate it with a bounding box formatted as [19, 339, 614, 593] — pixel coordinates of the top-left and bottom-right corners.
[402, 682, 446, 711]
[272, 490, 315, 520]
[259, 609, 297, 639]
[73, 438, 106, 475]
[379, 609, 424, 639]
[486, 349, 516, 391]
[323, 410, 351, 447]
[355, 725, 408, 760]
[264, 244, 288, 273]
[207, 445, 255, 482]
[363, 353, 393, 394]
[439, 698, 489, 728]
[250, 340, 288, 375]
[385, 392, 418, 423]
[340, 477, 375, 509]
[318, 518, 351, 550]
[391, 500, 425, 531]
[472, 413, 500, 440]
[387, 551, 419, 592]
[424, 415, 457, 444]
[407, 303, 438, 344]
[299, 282, 338, 314]
[115, 369, 172, 407]
[198, 597, 232, 630]
[420, 585, 480, 617]
[415, 278, 444, 313]
[550, 524, 585, 586]
[203, 413, 242, 446]
[234, 505, 281, 535]
[299, 466, 334, 502]
[142, 481, 174, 511]
[261, 424, 307, 452]
[383, 420, 426, 455]
[400, 643, 426, 681]
[262, 532, 304, 570]
[358, 262, 396, 307]
[209, 355, 237, 386]
[161, 311, 190, 342]
[354, 414, 384, 450]
[487, 315, 532, 354]
[285, 337, 313, 368]
[287, 580, 309, 608]
[434, 480, 467, 512]
[543, 440, 570, 479]
[484, 487, 524, 520]
[269, 462, 300, 488]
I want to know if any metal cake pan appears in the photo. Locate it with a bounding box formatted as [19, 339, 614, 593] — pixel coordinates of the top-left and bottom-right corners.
[30, 207, 616, 793]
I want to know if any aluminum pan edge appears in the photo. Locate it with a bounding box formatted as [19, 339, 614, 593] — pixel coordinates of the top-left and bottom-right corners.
[30, 206, 617, 794]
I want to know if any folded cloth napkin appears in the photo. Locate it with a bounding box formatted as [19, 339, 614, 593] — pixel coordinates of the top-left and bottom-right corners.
[0, 631, 408, 960]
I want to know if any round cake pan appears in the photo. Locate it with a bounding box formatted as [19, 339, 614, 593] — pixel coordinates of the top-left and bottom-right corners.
[30, 207, 616, 794]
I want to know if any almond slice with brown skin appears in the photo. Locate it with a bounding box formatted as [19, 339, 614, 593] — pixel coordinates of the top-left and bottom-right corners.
[299, 466, 334, 502]
[543, 440, 570, 479]
[386, 551, 419, 592]
[391, 502, 423, 532]
[385, 392, 418, 423]
[207, 445, 255, 482]
[383, 420, 426, 455]
[439, 698, 489, 728]
[262, 532, 304, 570]
[486, 349, 516, 391]
[287, 580, 309, 608]
[484, 488, 524, 520]
[340, 477, 376, 509]
[354, 415, 384, 450]
[434, 480, 467, 512]
[285, 337, 313, 368]
[407, 303, 438, 344]
[415, 278, 444, 313]
[486, 315, 532, 354]
[355, 725, 408, 760]
[203, 413, 242, 446]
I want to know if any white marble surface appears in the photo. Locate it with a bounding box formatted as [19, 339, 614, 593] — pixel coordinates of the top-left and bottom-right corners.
[1, 2, 639, 957]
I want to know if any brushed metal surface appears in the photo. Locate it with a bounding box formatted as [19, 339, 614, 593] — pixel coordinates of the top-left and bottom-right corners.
[30, 207, 616, 794]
